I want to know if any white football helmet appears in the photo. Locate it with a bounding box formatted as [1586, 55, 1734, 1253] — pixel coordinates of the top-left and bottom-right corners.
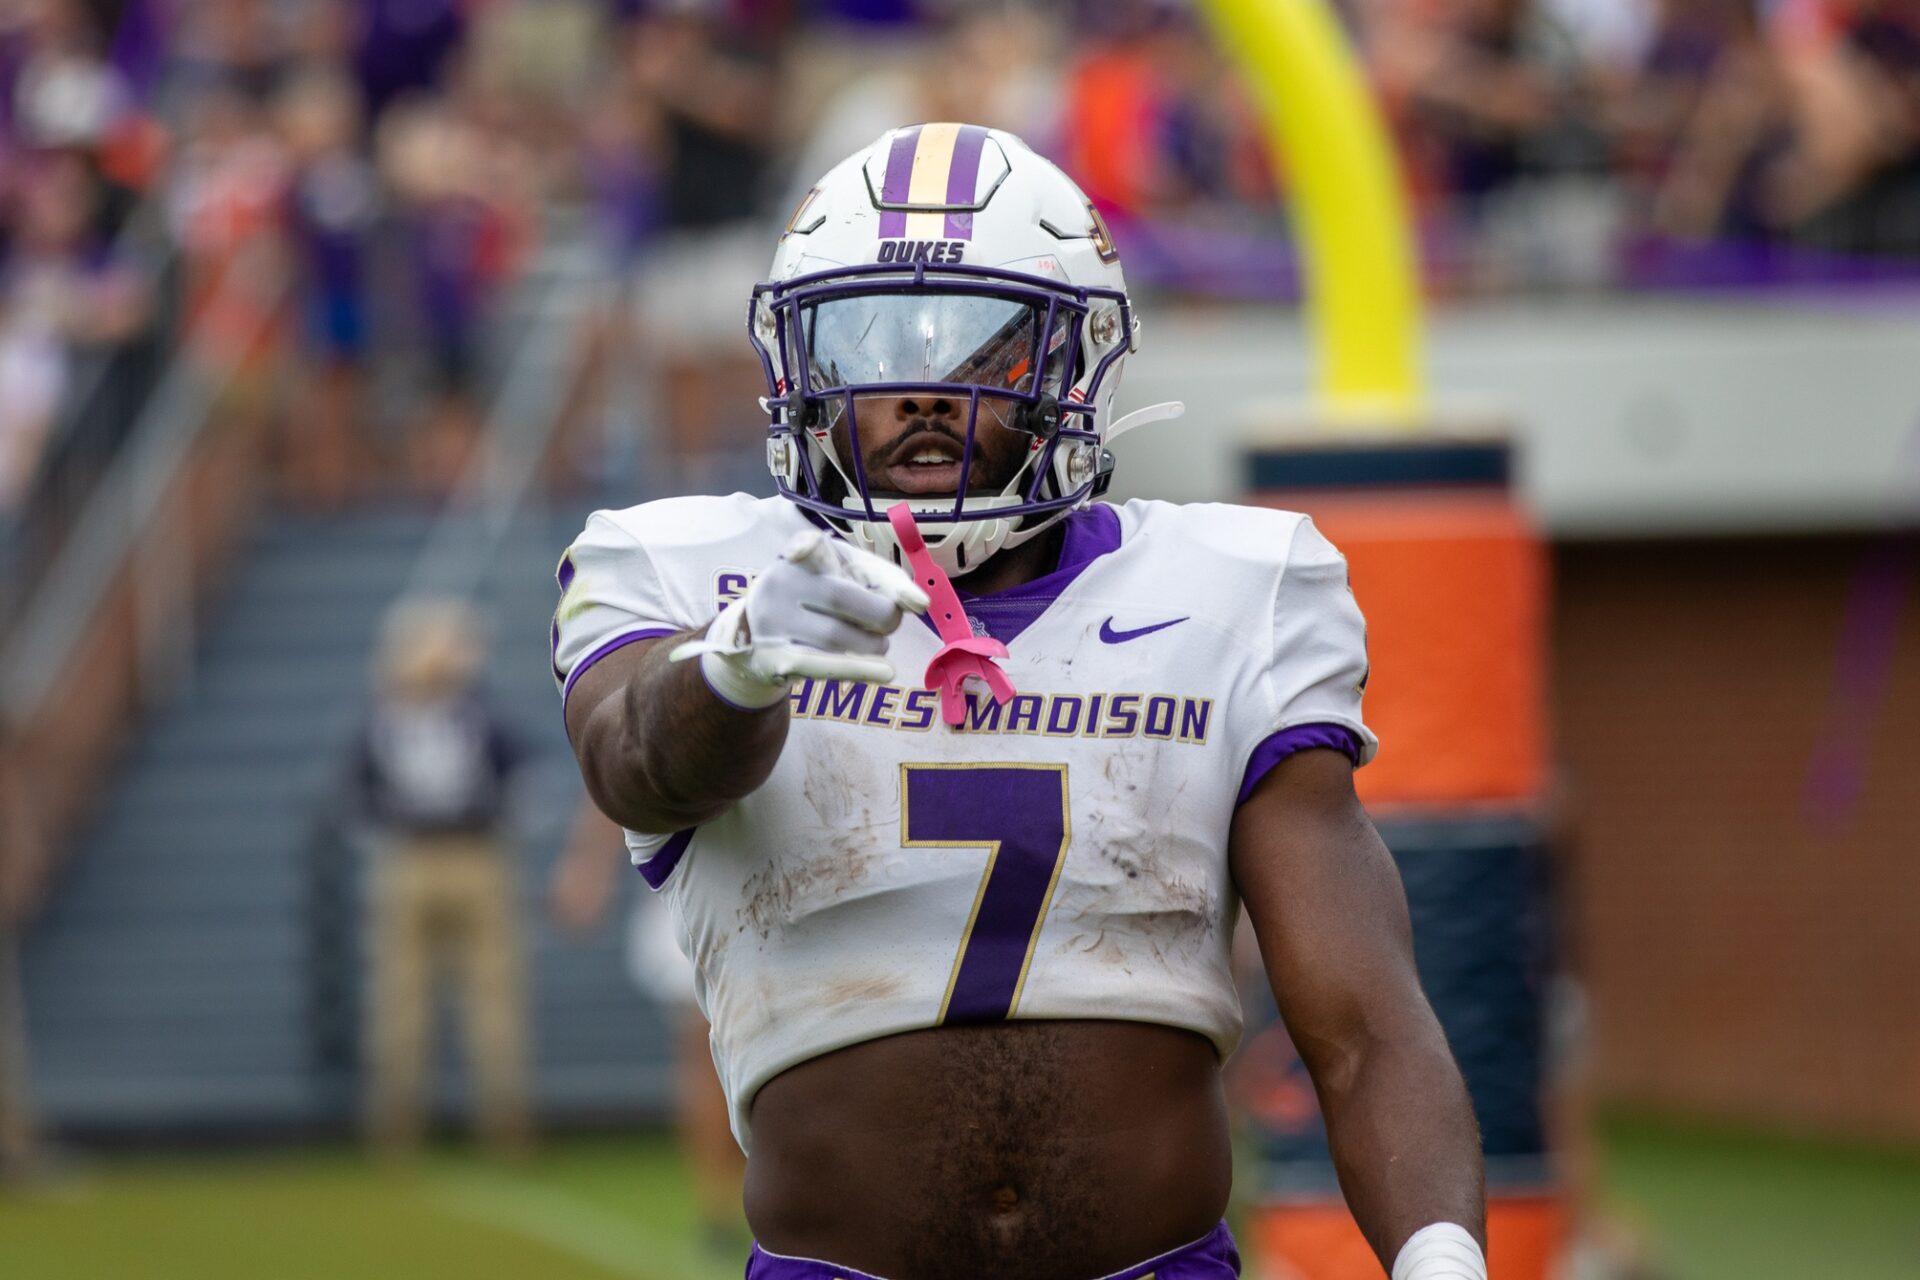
[749, 123, 1154, 577]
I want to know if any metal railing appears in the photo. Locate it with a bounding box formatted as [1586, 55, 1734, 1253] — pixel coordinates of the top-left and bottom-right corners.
[0, 194, 176, 639]
[0, 238, 290, 729]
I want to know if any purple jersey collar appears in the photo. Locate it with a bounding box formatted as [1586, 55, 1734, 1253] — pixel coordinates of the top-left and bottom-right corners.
[936, 502, 1122, 645]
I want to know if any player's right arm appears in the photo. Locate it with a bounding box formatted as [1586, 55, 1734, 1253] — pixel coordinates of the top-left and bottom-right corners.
[557, 513, 928, 835]
[565, 633, 790, 833]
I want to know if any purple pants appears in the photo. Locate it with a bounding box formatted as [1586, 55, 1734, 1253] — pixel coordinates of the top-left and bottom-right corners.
[744, 1220, 1241, 1279]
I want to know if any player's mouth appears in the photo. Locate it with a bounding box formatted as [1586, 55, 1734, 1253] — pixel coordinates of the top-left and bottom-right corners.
[879, 429, 972, 495]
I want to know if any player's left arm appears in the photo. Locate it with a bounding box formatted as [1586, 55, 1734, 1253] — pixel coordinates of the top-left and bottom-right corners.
[1230, 748, 1487, 1274]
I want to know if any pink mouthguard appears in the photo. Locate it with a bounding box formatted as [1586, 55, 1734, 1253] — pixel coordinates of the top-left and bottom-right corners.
[887, 504, 1017, 726]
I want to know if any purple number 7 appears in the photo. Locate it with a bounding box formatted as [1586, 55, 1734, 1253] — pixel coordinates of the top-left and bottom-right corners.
[900, 763, 1072, 1024]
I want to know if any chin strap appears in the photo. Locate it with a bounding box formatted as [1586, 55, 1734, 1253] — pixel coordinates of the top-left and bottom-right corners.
[1104, 400, 1184, 443]
[887, 504, 1017, 725]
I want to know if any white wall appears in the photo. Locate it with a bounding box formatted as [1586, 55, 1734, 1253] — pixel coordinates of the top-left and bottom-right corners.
[1108, 295, 1920, 537]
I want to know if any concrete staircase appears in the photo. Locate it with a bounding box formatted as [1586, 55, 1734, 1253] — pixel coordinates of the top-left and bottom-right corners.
[22, 500, 674, 1136]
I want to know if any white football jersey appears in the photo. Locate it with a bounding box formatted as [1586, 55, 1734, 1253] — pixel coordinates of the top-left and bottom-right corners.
[553, 494, 1375, 1147]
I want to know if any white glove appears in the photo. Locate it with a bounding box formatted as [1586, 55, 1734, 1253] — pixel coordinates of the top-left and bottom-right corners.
[669, 530, 931, 708]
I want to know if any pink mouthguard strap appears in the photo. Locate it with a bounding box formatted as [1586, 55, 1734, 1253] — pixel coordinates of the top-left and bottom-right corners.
[887, 504, 1016, 726]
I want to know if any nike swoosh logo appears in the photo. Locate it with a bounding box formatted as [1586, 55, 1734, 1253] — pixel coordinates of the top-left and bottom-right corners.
[1099, 615, 1188, 644]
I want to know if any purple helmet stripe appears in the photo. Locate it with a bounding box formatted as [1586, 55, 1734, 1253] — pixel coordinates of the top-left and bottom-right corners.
[944, 125, 989, 239]
[877, 125, 921, 238]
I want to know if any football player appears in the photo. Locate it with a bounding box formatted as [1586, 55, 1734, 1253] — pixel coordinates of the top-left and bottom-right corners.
[554, 124, 1485, 1280]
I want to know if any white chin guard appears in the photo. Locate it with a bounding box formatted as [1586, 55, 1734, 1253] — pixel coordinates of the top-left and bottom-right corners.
[839, 495, 1026, 579]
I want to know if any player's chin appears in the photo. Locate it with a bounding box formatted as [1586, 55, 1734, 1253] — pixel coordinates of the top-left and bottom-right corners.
[884, 461, 966, 495]
[876, 462, 1022, 498]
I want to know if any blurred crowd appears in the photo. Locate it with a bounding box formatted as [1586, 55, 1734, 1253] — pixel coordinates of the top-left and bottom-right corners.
[1062, 0, 1920, 290]
[1366, 0, 1920, 286]
[9, 0, 1920, 525]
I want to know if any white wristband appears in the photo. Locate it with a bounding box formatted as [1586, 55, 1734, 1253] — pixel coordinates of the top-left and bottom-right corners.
[1391, 1223, 1486, 1280]
[697, 649, 789, 710]
[685, 599, 789, 710]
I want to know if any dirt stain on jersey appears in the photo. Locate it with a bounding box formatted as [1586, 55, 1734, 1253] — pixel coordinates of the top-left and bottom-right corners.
[802, 745, 864, 829]
[816, 972, 907, 1008]
[740, 848, 881, 939]
[1064, 927, 1134, 975]
[735, 742, 892, 938]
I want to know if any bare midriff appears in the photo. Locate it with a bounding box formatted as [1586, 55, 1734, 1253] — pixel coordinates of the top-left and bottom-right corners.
[744, 1019, 1232, 1280]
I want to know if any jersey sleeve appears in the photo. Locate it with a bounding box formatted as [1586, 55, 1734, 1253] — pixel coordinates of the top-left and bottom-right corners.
[550, 510, 699, 712]
[1257, 516, 1378, 769]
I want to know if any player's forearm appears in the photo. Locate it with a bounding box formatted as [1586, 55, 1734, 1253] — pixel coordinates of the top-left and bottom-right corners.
[1310, 1015, 1487, 1269]
[577, 629, 790, 833]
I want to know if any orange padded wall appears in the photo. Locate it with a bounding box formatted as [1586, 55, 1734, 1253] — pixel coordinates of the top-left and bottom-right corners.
[1254, 1196, 1568, 1280]
[1241, 435, 1559, 1280]
[1253, 488, 1549, 809]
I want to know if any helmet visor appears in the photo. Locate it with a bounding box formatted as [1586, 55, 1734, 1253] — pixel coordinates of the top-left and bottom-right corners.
[798, 291, 1072, 401]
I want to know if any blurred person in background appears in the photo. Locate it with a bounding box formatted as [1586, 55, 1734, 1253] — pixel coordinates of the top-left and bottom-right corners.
[1058, 0, 1267, 223]
[0, 150, 150, 511]
[1630, 0, 1920, 252]
[276, 64, 377, 509]
[462, 0, 624, 494]
[623, 0, 782, 489]
[554, 33, 666, 494]
[548, 798, 747, 1257]
[378, 89, 534, 495]
[790, 1, 1063, 193]
[1759, 0, 1920, 253]
[351, 0, 468, 124]
[170, 0, 299, 101]
[0, 0, 160, 515]
[7, 0, 155, 216]
[1366, 0, 1624, 286]
[1604, 0, 1776, 240]
[9, 0, 129, 138]
[351, 597, 533, 1159]
[168, 79, 291, 413]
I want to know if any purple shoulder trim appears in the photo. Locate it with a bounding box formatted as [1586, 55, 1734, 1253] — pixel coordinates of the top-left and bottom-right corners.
[1237, 723, 1363, 806]
[560, 627, 677, 712]
[638, 827, 695, 890]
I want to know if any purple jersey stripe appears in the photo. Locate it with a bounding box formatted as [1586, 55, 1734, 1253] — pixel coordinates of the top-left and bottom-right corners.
[560, 626, 678, 714]
[556, 553, 576, 590]
[638, 827, 695, 890]
[1237, 723, 1365, 805]
[877, 125, 921, 238]
[943, 124, 989, 239]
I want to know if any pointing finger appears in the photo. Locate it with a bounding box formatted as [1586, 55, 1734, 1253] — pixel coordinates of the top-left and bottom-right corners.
[779, 530, 835, 575]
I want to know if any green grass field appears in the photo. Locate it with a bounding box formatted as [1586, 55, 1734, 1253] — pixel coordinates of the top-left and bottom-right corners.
[1, 1121, 1916, 1279]
[1596, 1117, 1920, 1280]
